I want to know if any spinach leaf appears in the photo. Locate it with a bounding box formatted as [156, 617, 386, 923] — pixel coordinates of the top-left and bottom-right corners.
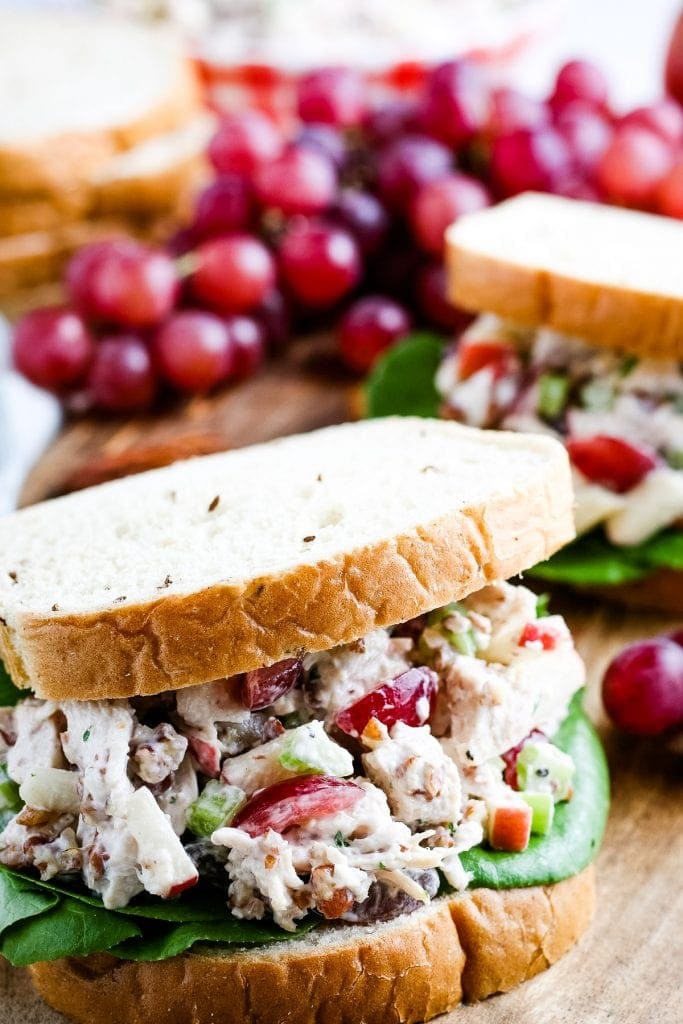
[530, 528, 683, 586]
[365, 333, 446, 419]
[0, 866, 59, 937]
[0, 661, 24, 707]
[460, 692, 609, 889]
[111, 917, 317, 963]
[1, 894, 141, 967]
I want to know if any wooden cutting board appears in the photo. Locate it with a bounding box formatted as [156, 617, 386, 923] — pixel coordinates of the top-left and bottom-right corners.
[2, 345, 682, 1024]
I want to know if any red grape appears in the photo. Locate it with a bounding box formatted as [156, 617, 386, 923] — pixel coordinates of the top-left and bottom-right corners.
[665, 11, 683, 105]
[253, 288, 290, 350]
[232, 775, 363, 837]
[415, 262, 471, 332]
[488, 87, 549, 137]
[553, 177, 601, 201]
[420, 59, 491, 148]
[597, 127, 674, 208]
[555, 101, 612, 174]
[335, 667, 438, 738]
[331, 188, 390, 256]
[658, 160, 683, 217]
[67, 239, 178, 328]
[295, 123, 347, 171]
[297, 67, 367, 128]
[208, 111, 283, 176]
[155, 310, 236, 391]
[338, 294, 412, 372]
[242, 658, 302, 710]
[490, 127, 572, 197]
[376, 134, 452, 211]
[253, 145, 337, 216]
[12, 307, 94, 391]
[192, 175, 252, 239]
[363, 99, 420, 144]
[191, 234, 276, 314]
[566, 435, 659, 492]
[549, 59, 609, 113]
[278, 221, 361, 308]
[410, 173, 491, 256]
[670, 630, 683, 647]
[87, 335, 157, 412]
[620, 99, 683, 146]
[602, 638, 683, 735]
[224, 315, 267, 378]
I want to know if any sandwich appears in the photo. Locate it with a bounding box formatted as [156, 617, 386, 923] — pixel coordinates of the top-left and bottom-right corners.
[0, 417, 608, 1024]
[367, 194, 683, 612]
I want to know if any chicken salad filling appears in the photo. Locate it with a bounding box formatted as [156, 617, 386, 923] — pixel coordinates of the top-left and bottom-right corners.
[436, 315, 683, 548]
[0, 581, 585, 933]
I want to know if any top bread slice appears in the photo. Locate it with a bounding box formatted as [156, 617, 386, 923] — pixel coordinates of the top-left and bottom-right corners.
[446, 192, 683, 360]
[0, 14, 201, 196]
[0, 418, 574, 702]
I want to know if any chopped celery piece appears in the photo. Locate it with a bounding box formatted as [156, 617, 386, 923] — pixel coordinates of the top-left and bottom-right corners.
[538, 373, 569, 418]
[427, 602, 478, 656]
[517, 742, 575, 802]
[427, 602, 467, 626]
[0, 764, 20, 813]
[667, 449, 683, 471]
[535, 593, 551, 618]
[580, 378, 614, 411]
[445, 628, 477, 656]
[187, 781, 246, 837]
[279, 721, 353, 777]
[521, 792, 555, 835]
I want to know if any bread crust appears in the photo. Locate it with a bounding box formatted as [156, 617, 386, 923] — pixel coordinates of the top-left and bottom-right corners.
[28, 867, 594, 1024]
[447, 240, 683, 361]
[0, 440, 574, 701]
[0, 61, 201, 197]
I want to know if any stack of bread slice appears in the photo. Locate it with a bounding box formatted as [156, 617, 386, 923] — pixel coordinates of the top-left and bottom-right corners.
[0, 13, 213, 300]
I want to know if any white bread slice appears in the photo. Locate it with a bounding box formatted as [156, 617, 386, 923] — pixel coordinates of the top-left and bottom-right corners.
[29, 867, 595, 1024]
[0, 15, 201, 196]
[0, 418, 574, 701]
[446, 193, 683, 359]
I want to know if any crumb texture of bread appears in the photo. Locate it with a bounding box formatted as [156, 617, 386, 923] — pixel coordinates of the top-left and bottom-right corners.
[447, 193, 683, 359]
[0, 419, 575, 701]
[28, 867, 595, 1024]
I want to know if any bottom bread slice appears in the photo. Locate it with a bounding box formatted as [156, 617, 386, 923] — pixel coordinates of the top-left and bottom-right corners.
[29, 866, 595, 1024]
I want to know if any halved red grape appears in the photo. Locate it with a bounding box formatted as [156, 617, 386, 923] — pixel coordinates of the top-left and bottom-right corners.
[67, 239, 178, 328]
[409, 173, 491, 256]
[415, 262, 471, 332]
[297, 67, 367, 128]
[566, 435, 659, 493]
[208, 111, 283, 176]
[224, 315, 267, 379]
[490, 127, 572, 197]
[155, 310, 236, 392]
[338, 294, 412, 373]
[187, 733, 222, 778]
[335, 667, 438, 739]
[192, 176, 252, 239]
[87, 335, 157, 412]
[253, 145, 337, 216]
[597, 127, 673, 208]
[376, 134, 453, 211]
[191, 234, 276, 314]
[242, 658, 303, 710]
[12, 307, 94, 392]
[420, 59, 491, 148]
[501, 730, 547, 789]
[602, 638, 683, 735]
[233, 775, 363, 836]
[278, 221, 361, 308]
[549, 59, 609, 113]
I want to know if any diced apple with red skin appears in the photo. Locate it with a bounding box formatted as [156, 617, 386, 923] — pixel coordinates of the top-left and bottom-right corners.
[457, 338, 519, 381]
[186, 732, 222, 778]
[233, 775, 363, 837]
[126, 787, 199, 898]
[489, 803, 532, 852]
[518, 622, 561, 651]
[335, 667, 438, 739]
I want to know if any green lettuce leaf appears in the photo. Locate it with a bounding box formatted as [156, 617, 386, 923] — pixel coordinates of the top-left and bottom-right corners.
[111, 917, 317, 963]
[530, 529, 683, 586]
[0, 867, 59, 938]
[461, 691, 609, 888]
[365, 333, 446, 418]
[0, 661, 24, 707]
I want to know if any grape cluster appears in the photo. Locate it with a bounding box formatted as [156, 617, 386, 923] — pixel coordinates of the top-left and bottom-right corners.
[13, 58, 683, 412]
